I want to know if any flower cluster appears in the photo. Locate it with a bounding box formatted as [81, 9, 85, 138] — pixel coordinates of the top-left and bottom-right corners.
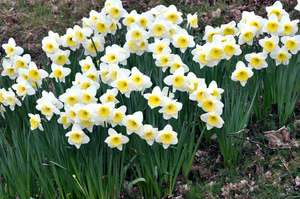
[1, 0, 299, 151]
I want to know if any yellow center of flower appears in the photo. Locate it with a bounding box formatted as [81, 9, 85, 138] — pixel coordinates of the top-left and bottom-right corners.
[236, 70, 249, 81]
[209, 47, 223, 60]
[242, 31, 254, 42]
[69, 131, 83, 144]
[173, 76, 184, 88]
[250, 56, 263, 68]
[223, 27, 235, 35]
[116, 80, 129, 93]
[131, 74, 143, 86]
[113, 112, 123, 124]
[202, 99, 215, 112]
[285, 40, 297, 51]
[152, 24, 165, 37]
[126, 119, 139, 131]
[263, 40, 275, 52]
[266, 21, 279, 33]
[30, 117, 39, 129]
[224, 44, 235, 56]
[97, 106, 110, 118]
[55, 55, 68, 66]
[28, 69, 40, 81]
[53, 69, 63, 78]
[15, 60, 26, 69]
[96, 22, 107, 33]
[78, 109, 91, 121]
[110, 135, 122, 146]
[176, 36, 188, 49]
[207, 115, 219, 126]
[165, 103, 176, 114]
[160, 131, 174, 144]
[148, 95, 161, 107]
[66, 96, 78, 106]
[277, 52, 288, 62]
[41, 105, 52, 116]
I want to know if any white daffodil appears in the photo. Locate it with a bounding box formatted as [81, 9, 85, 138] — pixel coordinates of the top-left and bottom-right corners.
[149, 19, 170, 38]
[169, 54, 189, 73]
[59, 88, 80, 107]
[207, 81, 224, 100]
[279, 16, 299, 36]
[42, 36, 60, 55]
[104, 128, 129, 151]
[49, 64, 71, 82]
[80, 88, 97, 105]
[220, 21, 238, 36]
[270, 47, 292, 65]
[28, 113, 44, 131]
[36, 100, 60, 121]
[231, 61, 254, 87]
[281, 36, 300, 54]
[123, 111, 143, 135]
[130, 67, 152, 91]
[191, 45, 215, 68]
[61, 28, 80, 51]
[111, 69, 133, 97]
[200, 94, 224, 114]
[83, 34, 105, 57]
[101, 44, 129, 65]
[164, 68, 187, 92]
[159, 98, 182, 120]
[240, 12, 264, 34]
[100, 88, 119, 104]
[110, 105, 127, 127]
[73, 73, 100, 91]
[164, 5, 183, 24]
[66, 125, 90, 149]
[1, 59, 18, 80]
[26, 62, 48, 87]
[238, 24, 257, 45]
[2, 38, 24, 58]
[13, 54, 31, 70]
[186, 72, 206, 94]
[266, 1, 288, 20]
[259, 36, 279, 54]
[75, 104, 94, 124]
[122, 10, 138, 27]
[172, 29, 195, 52]
[189, 81, 208, 104]
[136, 12, 154, 29]
[156, 124, 178, 149]
[126, 24, 149, 42]
[148, 38, 171, 56]
[12, 80, 35, 99]
[263, 15, 280, 35]
[95, 102, 115, 123]
[187, 13, 198, 28]
[203, 25, 221, 43]
[200, 112, 224, 130]
[2, 89, 21, 111]
[49, 49, 71, 66]
[57, 112, 72, 129]
[73, 25, 92, 43]
[143, 86, 166, 109]
[79, 56, 96, 72]
[245, 52, 268, 70]
[221, 36, 242, 60]
[154, 53, 173, 72]
[140, 124, 158, 146]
